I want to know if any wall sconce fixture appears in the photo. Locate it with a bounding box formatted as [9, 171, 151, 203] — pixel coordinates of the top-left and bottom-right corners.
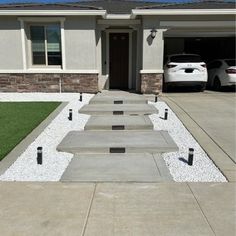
[150, 29, 157, 39]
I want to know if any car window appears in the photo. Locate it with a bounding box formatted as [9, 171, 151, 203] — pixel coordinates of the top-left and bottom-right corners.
[225, 60, 236, 66]
[169, 55, 202, 63]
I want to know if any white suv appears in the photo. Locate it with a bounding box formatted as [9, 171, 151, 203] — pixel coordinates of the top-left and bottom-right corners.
[207, 59, 236, 90]
[163, 54, 207, 91]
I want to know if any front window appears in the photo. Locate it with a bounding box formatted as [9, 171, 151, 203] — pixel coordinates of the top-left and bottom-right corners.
[30, 24, 62, 67]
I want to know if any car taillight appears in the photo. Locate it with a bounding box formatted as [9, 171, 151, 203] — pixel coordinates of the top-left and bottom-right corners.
[201, 64, 206, 68]
[226, 68, 236, 74]
[167, 64, 177, 68]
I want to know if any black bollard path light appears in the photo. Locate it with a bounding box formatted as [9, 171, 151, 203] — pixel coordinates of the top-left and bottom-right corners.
[79, 92, 83, 102]
[37, 147, 43, 165]
[188, 148, 194, 166]
[155, 93, 159, 102]
[164, 109, 168, 120]
[155, 94, 158, 103]
[68, 109, 73, 121]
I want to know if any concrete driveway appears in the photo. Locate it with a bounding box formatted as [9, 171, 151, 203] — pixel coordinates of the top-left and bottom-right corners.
[0, 182, 235, 236]
[162, 90, 236, 181]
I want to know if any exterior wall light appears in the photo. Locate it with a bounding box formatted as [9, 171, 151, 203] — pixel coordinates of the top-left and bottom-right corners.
[151, 29, 157, 39]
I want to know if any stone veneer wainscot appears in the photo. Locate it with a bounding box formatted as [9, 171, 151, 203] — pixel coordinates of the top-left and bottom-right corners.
[0, 73, 98, 93]
[140, 73, 163, 94]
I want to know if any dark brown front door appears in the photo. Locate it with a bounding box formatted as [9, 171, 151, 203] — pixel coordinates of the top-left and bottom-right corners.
[109, 33, 129, 89]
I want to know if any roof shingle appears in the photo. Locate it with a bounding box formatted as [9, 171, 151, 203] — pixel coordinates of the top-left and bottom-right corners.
[0, 0, 234, 13]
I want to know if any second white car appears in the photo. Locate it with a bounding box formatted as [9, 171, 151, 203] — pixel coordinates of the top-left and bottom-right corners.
[207, 59, 236, 90]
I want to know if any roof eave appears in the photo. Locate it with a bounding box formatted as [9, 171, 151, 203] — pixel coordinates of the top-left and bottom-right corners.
[131, 9, 236, 18]
[0, 9, 107, 16]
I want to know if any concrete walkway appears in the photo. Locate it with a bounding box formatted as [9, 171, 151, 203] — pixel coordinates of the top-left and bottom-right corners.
[85, 115, 153, 130]
[80, 104, 158, 115]
[58, 91, 177, 182]
[0, 182, 235, 236]
[89, 91, 147, 104]
[57, 130, 178, 154]
[161, 91, 236, 182]
[61, 154, 173, 182]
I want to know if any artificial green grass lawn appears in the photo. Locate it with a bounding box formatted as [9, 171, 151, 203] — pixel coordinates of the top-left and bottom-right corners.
[0, 102, 60, 161]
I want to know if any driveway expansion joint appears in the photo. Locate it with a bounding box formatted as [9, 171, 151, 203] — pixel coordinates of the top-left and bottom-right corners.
[81, 183, 97, 236]
[187, 183, 216, 236]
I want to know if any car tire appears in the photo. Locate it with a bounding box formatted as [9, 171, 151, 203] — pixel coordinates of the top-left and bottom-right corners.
[213, 77, 221, 91]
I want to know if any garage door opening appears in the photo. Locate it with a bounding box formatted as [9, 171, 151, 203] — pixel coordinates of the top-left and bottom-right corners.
[164, 37, 235, 63]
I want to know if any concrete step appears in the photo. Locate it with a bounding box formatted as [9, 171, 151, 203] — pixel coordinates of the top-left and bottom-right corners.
[60, 154, 173, 182]
[79, 104, 158, 116]
[85, 115, 153, 130]
[90, 93, 147, 104]
[57, 130, 178, 154]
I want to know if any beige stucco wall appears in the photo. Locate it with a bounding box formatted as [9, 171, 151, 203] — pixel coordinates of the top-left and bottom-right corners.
[0, 14, 234, 73]
[0, 16, 23, 70]
[64, 16, 97, 70]
[0, 16, 98, 71]
[142, 17, 165, 71]
[161, 15, 235, 38]
[141, 15, 235, 71]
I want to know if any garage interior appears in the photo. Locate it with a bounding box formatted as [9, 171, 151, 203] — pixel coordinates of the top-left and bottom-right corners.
[164, 37, 236, 63]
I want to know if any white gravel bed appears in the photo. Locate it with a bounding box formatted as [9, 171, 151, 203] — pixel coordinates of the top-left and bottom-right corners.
[149, 101, 227, 182]
[0, 93, 94, 181]
[0, 92, 88, 102]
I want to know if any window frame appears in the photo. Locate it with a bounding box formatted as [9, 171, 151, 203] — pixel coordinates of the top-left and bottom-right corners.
[29, 22, 62, 69]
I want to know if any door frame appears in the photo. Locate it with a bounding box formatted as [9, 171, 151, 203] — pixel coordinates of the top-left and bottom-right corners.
[106, 29, 133, 90]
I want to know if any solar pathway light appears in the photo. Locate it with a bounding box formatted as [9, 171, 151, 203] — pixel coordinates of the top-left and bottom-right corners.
[188, 148, 194, 166]
[68, 109, 72, 121]
[79, 92, 83, 102]
[164, 109, 168, 120]
[37, 147, 43, 165]
[155, 92, 159, 103]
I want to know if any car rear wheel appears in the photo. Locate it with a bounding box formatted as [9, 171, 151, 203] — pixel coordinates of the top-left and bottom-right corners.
[213, 77, 221, 91]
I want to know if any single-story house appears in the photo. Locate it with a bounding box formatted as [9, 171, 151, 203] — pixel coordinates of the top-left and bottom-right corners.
[0, 0, 235, 93]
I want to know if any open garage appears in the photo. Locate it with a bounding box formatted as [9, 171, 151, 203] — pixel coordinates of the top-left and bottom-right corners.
[164, 37, 235, 63]
[161, 17, 236, 91]
[162, 16, 236, 62]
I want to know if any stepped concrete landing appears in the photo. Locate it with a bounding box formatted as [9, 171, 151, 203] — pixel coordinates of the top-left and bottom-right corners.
[79, 104, 158, 116]
[57, 130, 178, 154]
[89, 93, 147, 104]
[85, 115, 153, 130]
[61, 154, 173, 182]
